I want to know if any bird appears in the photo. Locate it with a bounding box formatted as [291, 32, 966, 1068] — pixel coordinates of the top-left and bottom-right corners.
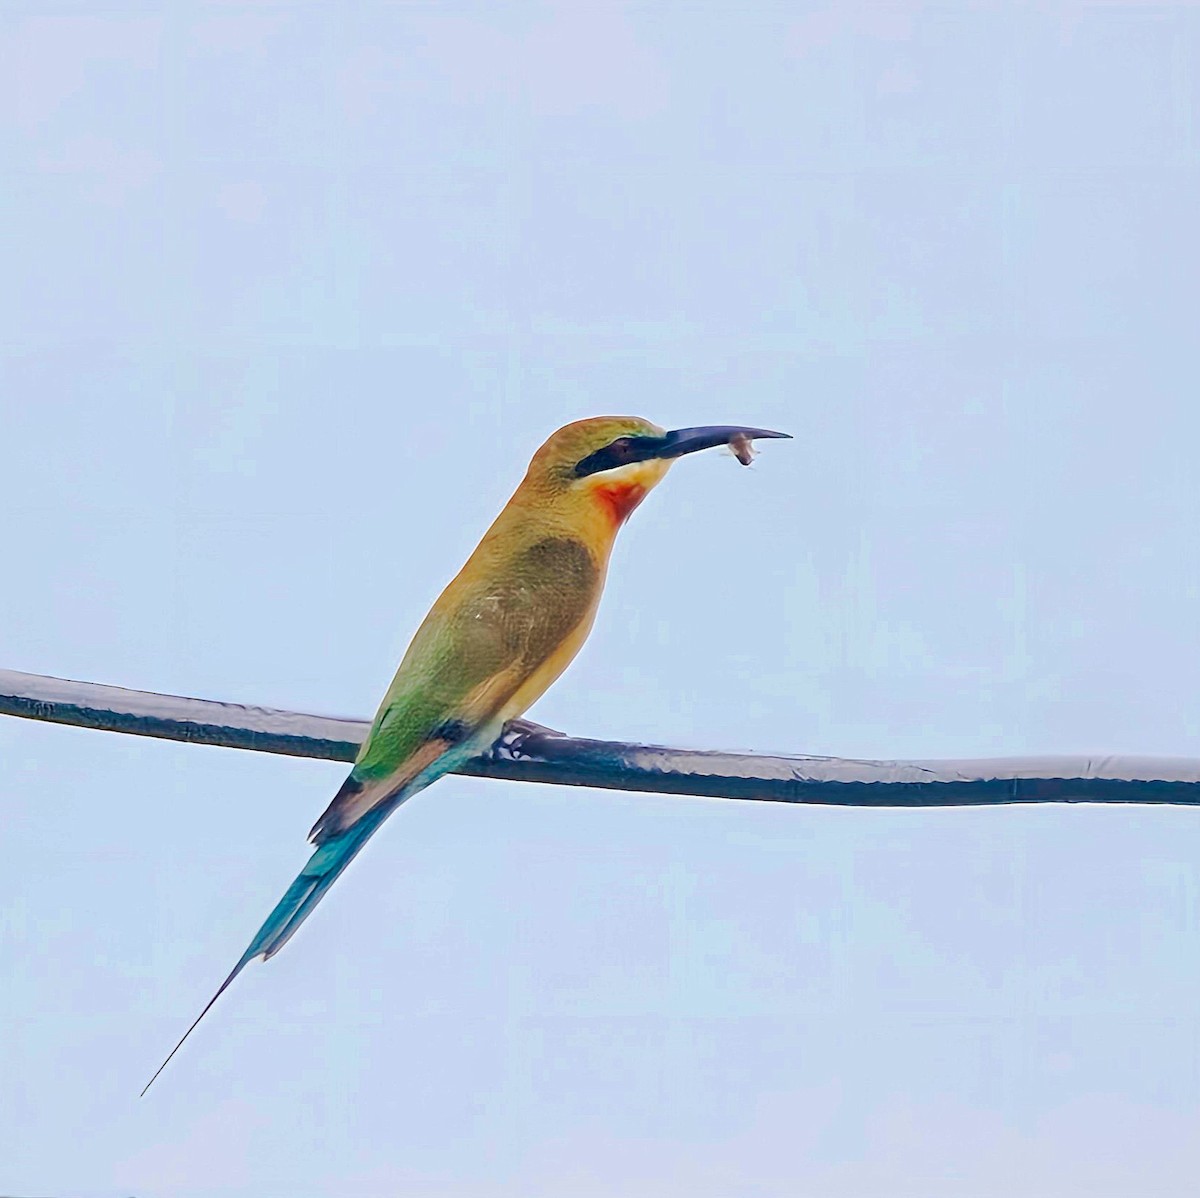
[142, 416, 789, 1093]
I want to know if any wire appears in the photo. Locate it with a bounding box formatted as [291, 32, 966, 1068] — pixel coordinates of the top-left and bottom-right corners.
[3, 667, 1200, 807]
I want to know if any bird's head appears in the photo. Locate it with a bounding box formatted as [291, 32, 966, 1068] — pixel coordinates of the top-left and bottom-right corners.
[524, 416, 789, 526]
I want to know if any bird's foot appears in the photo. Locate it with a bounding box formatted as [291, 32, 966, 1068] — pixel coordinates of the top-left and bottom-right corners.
[485, 717, 567, 760]
[505, 716, 566, 738]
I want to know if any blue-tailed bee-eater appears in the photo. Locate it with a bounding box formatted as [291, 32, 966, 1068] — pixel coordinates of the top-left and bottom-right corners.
[144, 417, 788, 1092]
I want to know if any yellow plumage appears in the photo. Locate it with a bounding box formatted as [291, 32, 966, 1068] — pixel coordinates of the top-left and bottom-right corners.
[144, 415, 787, 1093]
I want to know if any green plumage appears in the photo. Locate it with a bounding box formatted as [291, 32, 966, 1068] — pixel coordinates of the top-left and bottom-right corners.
[144, 415, 682, 1093]
[314, 535, 599, 841]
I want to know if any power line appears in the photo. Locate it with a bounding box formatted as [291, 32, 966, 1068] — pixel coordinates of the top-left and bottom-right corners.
[3, 667, 1199, 807]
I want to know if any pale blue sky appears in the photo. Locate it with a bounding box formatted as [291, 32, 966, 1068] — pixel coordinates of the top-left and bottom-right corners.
[2, 2, 1200, 1195]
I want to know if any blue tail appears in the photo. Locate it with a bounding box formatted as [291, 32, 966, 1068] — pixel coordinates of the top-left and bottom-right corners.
[248, 807, 389, 962]
[141, 809, 389, 1095]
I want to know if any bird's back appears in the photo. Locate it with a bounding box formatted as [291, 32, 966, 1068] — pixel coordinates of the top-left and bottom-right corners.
[314, 494, 612, 841]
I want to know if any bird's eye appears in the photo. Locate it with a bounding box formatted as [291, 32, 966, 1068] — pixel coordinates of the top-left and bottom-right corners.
[574, 435, 643, 477]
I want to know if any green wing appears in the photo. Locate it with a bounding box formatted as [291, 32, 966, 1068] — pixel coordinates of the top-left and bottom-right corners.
[310, 536, 598, 842]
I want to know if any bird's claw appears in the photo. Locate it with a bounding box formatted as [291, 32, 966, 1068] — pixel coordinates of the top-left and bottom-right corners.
[487, 717, 567, 760]
[505, 717, 565, 738]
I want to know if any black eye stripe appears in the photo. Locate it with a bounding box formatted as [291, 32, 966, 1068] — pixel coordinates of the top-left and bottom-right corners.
[574, 435, 665, 477]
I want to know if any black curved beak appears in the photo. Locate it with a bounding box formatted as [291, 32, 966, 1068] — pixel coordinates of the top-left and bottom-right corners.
[574, 424, 791, 478]
[656, 425, 792, 459]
